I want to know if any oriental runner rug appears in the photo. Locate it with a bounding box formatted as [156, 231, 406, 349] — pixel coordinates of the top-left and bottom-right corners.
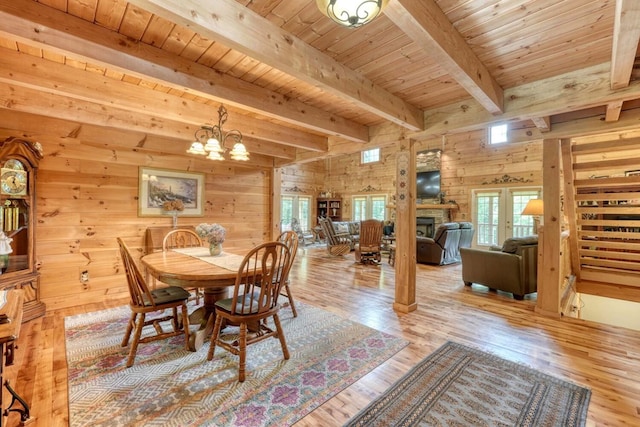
[65, 302, 407, 427]
[345, 341, 591, 427]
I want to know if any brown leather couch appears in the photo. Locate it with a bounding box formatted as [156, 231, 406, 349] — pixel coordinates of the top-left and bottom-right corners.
[460, 235, 538, 300]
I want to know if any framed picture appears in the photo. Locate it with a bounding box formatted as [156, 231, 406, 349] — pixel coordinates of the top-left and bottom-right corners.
[625, 170, 640, 177]
[138, 167, 205, 217]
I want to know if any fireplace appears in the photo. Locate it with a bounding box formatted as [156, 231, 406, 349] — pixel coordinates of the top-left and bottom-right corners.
[417, 217, 435, 238]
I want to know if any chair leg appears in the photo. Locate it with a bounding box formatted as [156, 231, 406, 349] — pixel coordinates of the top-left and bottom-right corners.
[273, 313, 290, 360]
[238, 322, 248, 382]
[121, 312, 136, 347]
[126, 313, 146, 368]
[284, 282, 298, 317]
[207, 313, 224, 361]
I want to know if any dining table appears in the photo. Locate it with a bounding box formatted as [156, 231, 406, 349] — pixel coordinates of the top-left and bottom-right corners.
[141, 247, 249, 351]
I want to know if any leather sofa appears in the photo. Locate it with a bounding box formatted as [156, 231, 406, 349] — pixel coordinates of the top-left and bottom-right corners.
[416, 222, 462, 265]
[460, 235, 538, 300]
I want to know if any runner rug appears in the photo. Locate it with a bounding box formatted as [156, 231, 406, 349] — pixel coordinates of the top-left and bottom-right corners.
[345, 341, 591, 427]
[65, 302, 407, 427]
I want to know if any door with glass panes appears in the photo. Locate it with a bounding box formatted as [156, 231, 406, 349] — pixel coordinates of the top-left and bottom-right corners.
[472, 187, 541, 248]
[280, 195, 311, 232]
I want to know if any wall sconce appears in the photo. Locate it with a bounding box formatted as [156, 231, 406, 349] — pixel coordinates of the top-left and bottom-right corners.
[187, 105, 249, 161]
[521, 199, 544, 233]
[316, 0, 390, 28]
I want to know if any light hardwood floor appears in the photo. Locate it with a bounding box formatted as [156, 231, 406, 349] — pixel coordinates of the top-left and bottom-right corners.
[6, 247, 640, 426]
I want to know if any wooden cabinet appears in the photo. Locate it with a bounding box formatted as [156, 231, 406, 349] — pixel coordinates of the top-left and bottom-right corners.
[0, 137, 45, 322]
[317, 197, 342, 222]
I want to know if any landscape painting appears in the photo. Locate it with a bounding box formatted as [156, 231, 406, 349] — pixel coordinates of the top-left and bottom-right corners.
[138, 167, 204, 217]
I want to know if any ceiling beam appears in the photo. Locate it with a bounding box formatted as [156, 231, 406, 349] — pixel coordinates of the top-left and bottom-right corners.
[611, 0, 640, 90]
[416, 62, 640, 139]
[531, 117, 551, 132]
[126, 0, 424, 131]
[0, 83, 318, 157]
[0, 48, 325, 152]
[605, 100, 624, 122]
[386, 0, 504, 115]
[0, 0, 368, 143]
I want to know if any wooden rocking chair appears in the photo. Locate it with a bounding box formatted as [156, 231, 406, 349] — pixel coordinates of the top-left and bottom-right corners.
[318, 217, 351, 256]
[355, 219, 383, 264]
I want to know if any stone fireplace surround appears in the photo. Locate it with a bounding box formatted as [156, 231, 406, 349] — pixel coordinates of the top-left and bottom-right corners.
[416, 208, 450, 237]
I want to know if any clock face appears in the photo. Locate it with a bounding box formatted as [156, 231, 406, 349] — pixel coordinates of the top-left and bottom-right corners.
[1, 169, 27, 196]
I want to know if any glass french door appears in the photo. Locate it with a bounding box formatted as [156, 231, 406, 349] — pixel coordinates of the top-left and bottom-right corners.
[281, 195, 311, 231]
[472, 187, 541, 248]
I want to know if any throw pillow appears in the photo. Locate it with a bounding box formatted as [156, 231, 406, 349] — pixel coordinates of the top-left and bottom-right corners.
[334, 222, 349, 234]
[348, 222, 360, 235]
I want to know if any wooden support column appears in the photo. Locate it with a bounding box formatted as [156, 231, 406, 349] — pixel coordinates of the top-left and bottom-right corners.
[393, 140, 418, 313]
[272, 167, 282, 241]
[536, 138, 562, 317]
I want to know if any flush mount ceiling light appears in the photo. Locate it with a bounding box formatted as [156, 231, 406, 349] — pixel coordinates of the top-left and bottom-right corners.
[187, 105, 249, 161]
[316, 0, 390, 28]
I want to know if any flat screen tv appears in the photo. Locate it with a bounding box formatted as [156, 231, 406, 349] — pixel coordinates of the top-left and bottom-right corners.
[416, 171, 441, 199]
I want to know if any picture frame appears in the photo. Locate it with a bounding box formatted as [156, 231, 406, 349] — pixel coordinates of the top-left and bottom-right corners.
[138, 167, 205, 217]
[625, 170, 640, 177]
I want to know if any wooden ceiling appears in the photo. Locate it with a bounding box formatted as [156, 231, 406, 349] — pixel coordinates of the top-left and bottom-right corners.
[0, 0, 639, 166]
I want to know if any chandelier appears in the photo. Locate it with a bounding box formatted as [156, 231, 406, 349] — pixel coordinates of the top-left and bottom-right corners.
[187, 105, 249, 161]
[316, 0, 390, 28]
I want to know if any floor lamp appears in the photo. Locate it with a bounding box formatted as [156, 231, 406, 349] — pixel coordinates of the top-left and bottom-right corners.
[521, 199, 544, 234]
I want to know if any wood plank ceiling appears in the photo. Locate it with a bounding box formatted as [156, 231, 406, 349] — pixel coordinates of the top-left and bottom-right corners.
[0, 0, 639, 165]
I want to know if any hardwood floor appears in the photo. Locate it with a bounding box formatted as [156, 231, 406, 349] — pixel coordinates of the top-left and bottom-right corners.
[6, 247, 640, 426]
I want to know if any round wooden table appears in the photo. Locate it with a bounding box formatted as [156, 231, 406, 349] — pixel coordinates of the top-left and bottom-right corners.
[141, 250, 244, 351]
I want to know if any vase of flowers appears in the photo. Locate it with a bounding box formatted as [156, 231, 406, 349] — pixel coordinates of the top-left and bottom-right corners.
[162, 200, 185, 228]
[195, 223, 226, 256]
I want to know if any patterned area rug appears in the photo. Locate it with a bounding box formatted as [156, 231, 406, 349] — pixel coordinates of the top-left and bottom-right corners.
[65, 302, 407, 427]
[345, 341, 591, 427]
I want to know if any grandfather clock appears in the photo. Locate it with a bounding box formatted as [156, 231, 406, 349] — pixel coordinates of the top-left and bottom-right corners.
[0, 137, 45, 322]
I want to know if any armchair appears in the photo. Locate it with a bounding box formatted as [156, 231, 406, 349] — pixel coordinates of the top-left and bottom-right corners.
[460, 235, 538, 300]
[416, 222, 461, 265]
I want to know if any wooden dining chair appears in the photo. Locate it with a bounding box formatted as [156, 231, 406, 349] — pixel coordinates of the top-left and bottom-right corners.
[277, 230, 299, 317]
[207, 241, 292, 382]
[162, 229, 204, 304]
[117, 237, 191, 368]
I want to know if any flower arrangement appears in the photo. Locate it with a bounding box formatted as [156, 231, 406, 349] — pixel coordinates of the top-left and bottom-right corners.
[162, 199, 184, 212]
[195, 223, 226, 244]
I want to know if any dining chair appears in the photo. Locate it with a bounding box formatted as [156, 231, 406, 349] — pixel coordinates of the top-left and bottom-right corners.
[117, 237, 191, 368]
[207, 241, 292, 382]
[162, 229, 204, 304]
[277, 230, 299, 317]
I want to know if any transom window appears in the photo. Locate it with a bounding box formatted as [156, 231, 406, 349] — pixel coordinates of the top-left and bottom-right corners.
[361, 148, 380, 164]
[489, 124, 508, 144]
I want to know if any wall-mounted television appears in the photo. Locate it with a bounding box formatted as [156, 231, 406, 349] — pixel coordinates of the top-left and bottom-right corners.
[416, 170, 441, 199]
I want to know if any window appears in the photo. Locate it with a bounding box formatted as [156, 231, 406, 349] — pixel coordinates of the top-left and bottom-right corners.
[352, 194, 387, 221]
[472, 187, 541, 247]
[361, 148, 380, 164]
[489, 124, 508, 144]
[281, 195, 311, 231]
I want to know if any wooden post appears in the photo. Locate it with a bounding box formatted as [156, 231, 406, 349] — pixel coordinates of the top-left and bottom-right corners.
[272, 167, 282, 241]
[536, 138, 562, 317]
[393, 140, 418, 313]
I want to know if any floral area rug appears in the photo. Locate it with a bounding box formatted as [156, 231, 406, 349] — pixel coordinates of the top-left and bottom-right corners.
[345, 341, 591, 427]
[65, 302, 407, 427]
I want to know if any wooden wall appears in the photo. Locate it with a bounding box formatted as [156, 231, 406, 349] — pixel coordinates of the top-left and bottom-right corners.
[38, 138, 276, 310]
[318, 132, 543, 224]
